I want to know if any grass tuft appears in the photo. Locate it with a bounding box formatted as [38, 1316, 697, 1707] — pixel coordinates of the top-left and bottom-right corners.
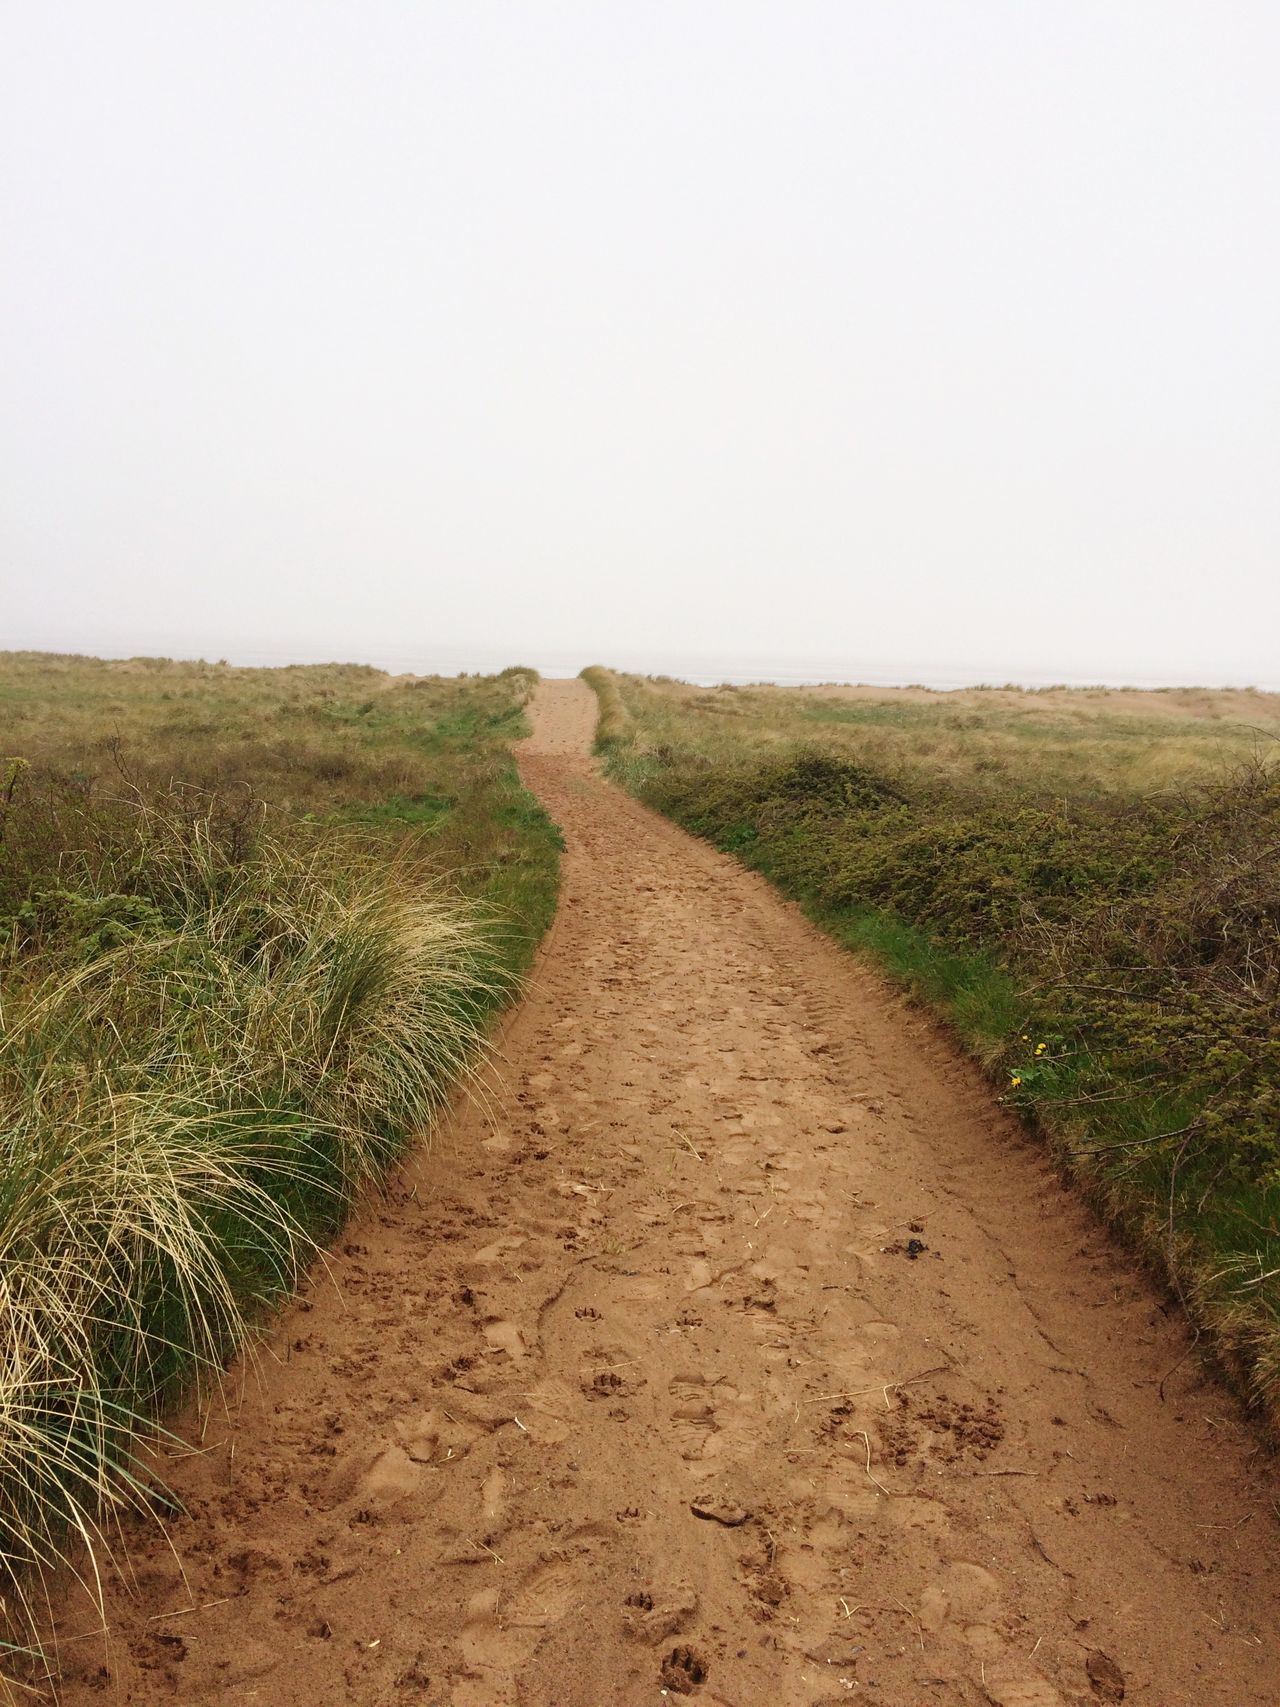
[579, 665, 633, 752]
[1, 804, 496, 1639]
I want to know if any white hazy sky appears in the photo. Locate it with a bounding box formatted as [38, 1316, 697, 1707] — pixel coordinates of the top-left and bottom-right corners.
[3, 2, 1277, 685]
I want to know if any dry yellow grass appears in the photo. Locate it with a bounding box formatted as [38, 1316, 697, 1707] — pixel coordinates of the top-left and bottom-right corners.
[603, 672, 1280, 796]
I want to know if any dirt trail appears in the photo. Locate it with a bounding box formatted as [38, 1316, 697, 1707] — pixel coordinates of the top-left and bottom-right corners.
[52, 680, 1280, 1706]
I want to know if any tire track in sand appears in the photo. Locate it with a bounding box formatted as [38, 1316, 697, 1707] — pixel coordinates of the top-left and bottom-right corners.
[51, 679, 1280, 1706]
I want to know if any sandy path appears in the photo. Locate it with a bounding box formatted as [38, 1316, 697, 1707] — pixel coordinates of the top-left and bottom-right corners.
[51, 680, 1280, 1706]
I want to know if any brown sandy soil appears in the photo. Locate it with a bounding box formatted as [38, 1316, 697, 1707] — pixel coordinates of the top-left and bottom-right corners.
[47, 680, 1280, 1706]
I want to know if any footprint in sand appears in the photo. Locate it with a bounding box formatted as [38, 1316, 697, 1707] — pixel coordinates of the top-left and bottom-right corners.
[919, 1560, 1002, 1633]
[859, 1318, 902, 1344]
[504, 1557, 585, 1628]
[320, 1443, 426, 1513]
[803, 1468, 884, 1523]
[973, 1668, 1068, 1707]
[392, 1407, 485, 1465]
[472, 1233, 527, 1264]
[668, 1371, 719, 1461]
[483, 1318, 525, 1359]
[660, 1644, 710, 1693]
[516, 1379, 574, 1444]
[457, 1585, 508, 1670]
[580, 1339, 643, 1397]
[621, 1582, 699, 1642]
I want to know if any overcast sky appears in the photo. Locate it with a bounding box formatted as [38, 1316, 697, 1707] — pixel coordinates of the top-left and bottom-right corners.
[3, 2, 1277, 685]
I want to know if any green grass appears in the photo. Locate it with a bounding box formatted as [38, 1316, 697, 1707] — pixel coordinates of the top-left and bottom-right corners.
[0, 652, 560, 1666]
[820, 904, 1022, 1046]
[583, 666, 1280, 1434]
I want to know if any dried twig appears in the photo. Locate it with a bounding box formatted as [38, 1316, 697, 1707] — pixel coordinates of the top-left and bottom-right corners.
[145, 1596, 234, 1623]
[852, 1430, 891, 1497]
[803, 1363, 951, 1408]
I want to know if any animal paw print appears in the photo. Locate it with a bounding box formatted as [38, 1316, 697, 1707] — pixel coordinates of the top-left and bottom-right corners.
[661, 1644, 708, 1694]
[581, 1348, 640, 1398]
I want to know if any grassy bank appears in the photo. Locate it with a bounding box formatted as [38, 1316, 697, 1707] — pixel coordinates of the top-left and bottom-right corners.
[0, 653, 559, 1657]
[0, 652, 559, 974]
[583, 667, 1280, 1428]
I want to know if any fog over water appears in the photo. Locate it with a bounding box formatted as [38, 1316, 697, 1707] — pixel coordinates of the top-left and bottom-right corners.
[4, 4, 1278, 689]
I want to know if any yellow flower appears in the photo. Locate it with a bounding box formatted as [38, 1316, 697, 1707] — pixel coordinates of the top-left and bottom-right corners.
[1010, 1075, 1022, 1087]
[1035, 1042, 1046, 1056]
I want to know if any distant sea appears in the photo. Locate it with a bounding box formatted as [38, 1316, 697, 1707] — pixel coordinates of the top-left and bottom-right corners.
[7, 636, 1277, 693]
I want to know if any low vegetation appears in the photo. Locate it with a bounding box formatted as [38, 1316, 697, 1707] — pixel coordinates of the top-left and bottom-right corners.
[584, 668, 1280, 1429]
[0, 652, 559, 1660]
[579, 664, 632, 753]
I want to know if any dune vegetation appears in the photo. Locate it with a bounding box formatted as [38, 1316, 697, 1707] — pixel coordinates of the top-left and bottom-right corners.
[584, 668, 1280, 1428]
[0, 652, 559, 1657]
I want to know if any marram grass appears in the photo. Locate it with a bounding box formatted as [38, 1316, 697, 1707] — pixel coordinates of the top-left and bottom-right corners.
[0, 804, 500, 1662]
[579, 665, 632, 752]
